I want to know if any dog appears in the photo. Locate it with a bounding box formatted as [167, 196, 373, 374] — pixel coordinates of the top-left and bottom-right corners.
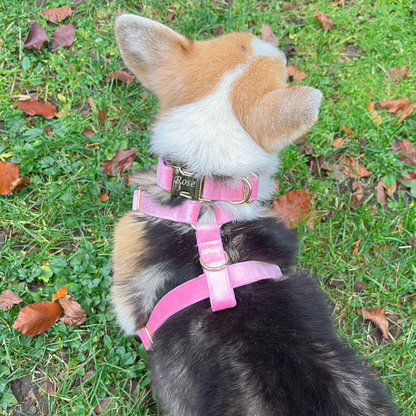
[111, 15, 397, 416]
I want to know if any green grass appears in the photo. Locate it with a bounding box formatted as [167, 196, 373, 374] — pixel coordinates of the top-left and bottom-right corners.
[1, 0, 415, 414]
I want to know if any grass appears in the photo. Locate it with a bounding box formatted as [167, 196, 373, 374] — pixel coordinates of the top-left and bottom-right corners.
[0, 0, 415, 414]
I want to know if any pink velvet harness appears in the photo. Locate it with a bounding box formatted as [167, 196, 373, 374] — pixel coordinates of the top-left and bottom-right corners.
[134, 161, 283, 350]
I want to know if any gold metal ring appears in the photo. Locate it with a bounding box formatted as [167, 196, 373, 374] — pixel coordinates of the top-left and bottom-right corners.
[199, 252, 230, 271]
[229, 177, 252, 205]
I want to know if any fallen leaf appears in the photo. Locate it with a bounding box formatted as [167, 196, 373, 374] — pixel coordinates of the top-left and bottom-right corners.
[140, 92, 148, 99]
[83, 128, 95, 138]
[98, 109, 106, 124]
[330, 164, 346, 181]
[88, 97, 97, 112]
[99, 191, 109, 202]
[286, 65, 306, 83]
[94, 399, 112, 415]
[287, 65, 296, 78]
[332, 138, 344, 148]
[352, 237, 362, 255]
[375, 181, 386, 206]
[357, 307, 389, 339]
[41, 6, 72, 23]
[13, 301, 62, 336]
[14, 100, 57, 119]
[392, 140, 416, 165]
[0, 290, 23, 311]
[367, 100, 382, 125]
[167, 11, 176, 22]
[82, 370, 96, 383]
[341, 125, 353, 136]
[58, 295, 87, 326]
[0, 161, 19, 195]
[104, 71, 135, 83]
[313, 12, 334, 30]
[273, 190, 312, 228]
[51, 23, 75, 50]
[412, 299, 416, 314]
[211, 26, 224, 36]
[339, 154, 373, 179]
[261, 24, 279, 48]
[38, 381, 55, 396]
[24, 22, 49, 51]
[294, 71, 306, 83]
[86, 142, 101, 148]
[378, 98, 409, 116]
[57, 110, 66, 117]
[101, 148, 138, 177]
[398, 102, 416, 123]
[52, 286, 68, 302]
[381, 176, 397, 197]
[10, 177, 30, 193]
[44, 125, 53, 136]
[400, 171, 416, 183]
[387, 66, 411, 81]
[354, 281, 367, 292]
[282, 2, 295, 10]
[351, 181, 363, 206]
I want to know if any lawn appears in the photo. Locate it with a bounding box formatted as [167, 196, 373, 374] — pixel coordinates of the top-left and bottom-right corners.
[0, 0, 415, 415]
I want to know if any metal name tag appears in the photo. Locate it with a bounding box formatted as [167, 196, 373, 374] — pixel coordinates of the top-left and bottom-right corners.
[171, 167, 204, 200]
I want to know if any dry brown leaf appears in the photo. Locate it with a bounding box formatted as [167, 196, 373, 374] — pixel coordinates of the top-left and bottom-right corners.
[332, 138, 344, 148]
[14, 100, 57, 119]
[0, 161, 20, 195]
[13, 301, 62, 336]
[341, 125, 353, 136]
[313, 12, 334, 30]
[99, 191, 109, 202]
[381, 177, 397, 197]
[0, 290, 23, 311]
[282, 2, 295, 10]
[98, 109, 106, 124]
[273, 190, 313, 228]
[140, 92, 148, 99]
[104, 71, 135, 83]
[295, 71, 306, 83]
[86, 142, 101, 148]
[398, 102, 416, 123]
[58, 295, 87, 326]
[94, 399, 112, 415]
[38, 381, 55, 396]
[412, 299, 416, 314]
[387, 66, 411, 81]
[354, 281, 367, 292]
[51, 23, 76, 50]
[287, 65, 296, 78]
[83, 128, 95, 138]
[211, 26, 224, 36]
[400, 171, 416, 183]
[392, 140, 416, 165]
[378, 98, 409, 116]
[261, 24, 279, 48]
[24, 22, 49, 51]
[44, 125, 53, 137]
[352, 237, 362, 255]
[88, 97, 97, 112]
[52, 286, 68, 303]
[339, 154, 373, 179]
[286, 65, 306, 83]
[41, 6, 72, 23]
[351, 181, 363, 206]
[10, 177, 30, 193]
[375, 181, 386, 206]
[357, 307, 389, 339]
[101, 148, 138, 177]
[367, 100, 382, 125]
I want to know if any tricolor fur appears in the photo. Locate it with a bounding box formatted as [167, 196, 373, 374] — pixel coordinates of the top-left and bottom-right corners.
[111, 15, 396, 416]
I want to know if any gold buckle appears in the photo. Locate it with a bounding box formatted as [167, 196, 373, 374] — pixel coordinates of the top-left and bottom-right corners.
[229, 177, 252, 205]
[199, 252, 230, 271]
[170, 166, 207, 201]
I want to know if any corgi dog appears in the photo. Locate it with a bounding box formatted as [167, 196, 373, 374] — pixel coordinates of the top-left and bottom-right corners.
[111, 15, 396, 416]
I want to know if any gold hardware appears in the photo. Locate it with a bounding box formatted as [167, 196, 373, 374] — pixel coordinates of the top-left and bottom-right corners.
[229, 177, 252, 205]
[144, 326, 153, 345]
[199, 252, 230, 271]
[170, 166, 207, 201]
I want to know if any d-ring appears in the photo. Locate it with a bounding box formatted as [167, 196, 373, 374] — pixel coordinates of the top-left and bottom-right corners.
[199, 252, 230, 271]
[229, 177, 252, 205]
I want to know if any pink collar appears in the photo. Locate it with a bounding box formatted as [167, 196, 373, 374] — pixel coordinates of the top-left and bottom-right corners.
[157, 158, 259, 204]
[133, 173, 282, 351]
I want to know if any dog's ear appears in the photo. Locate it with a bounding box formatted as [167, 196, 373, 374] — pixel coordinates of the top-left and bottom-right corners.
[235, 86, 322, 152]
[115, 15, 191, 92]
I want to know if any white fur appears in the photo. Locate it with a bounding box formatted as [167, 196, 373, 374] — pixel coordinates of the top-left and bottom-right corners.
[151, 65, 280, 211]
[251, 37, 287, 65]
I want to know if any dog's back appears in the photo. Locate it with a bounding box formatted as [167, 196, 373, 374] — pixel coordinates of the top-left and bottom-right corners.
[111, 15, 397, 416]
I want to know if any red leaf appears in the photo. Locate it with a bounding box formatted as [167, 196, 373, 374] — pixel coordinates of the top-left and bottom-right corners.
[51, 286, 68, 303]
[332, 138, 344, 148]
[51, 23, 75, 50]
[24, 22, 49, 51]
[261, 24, 279, 48]
[357, 307, 389, 339]
[14, 100, 57, 119]
[101, 148, 138, 177]
[273, 190, 313, 228]
[10, 177, 30, 193]
[41, 6, 72, 23]
[339, 154, 373, 179]
[58, 295, 87, 326]
[104, 71, 135, 83]
[392, 140, 416, 165]
[378, 98, 409, 116]
[13, 301, 62, 336]
[0, 162, 19, 195]
[313, 12, 334, 30]
[0, 290, 23, 311]
[99, 191, 109, 202]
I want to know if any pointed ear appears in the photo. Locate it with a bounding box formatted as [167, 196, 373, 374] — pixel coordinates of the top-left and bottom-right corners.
[240, 86, 322, 152]
[115, 15, 192, 91]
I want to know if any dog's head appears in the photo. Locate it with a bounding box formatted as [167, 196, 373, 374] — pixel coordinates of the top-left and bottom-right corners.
[115, 15, 321, 161]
